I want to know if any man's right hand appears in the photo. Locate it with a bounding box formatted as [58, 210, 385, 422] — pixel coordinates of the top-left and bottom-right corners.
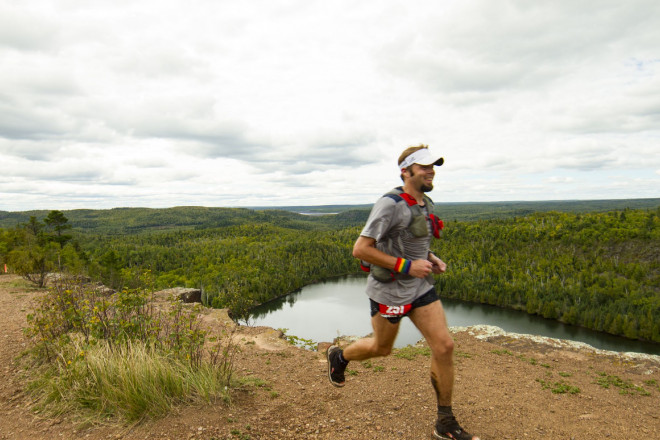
[408, 259, 433, 278]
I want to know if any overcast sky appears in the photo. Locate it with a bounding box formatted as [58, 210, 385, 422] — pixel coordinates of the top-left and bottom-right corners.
[1, 0, 659, 212]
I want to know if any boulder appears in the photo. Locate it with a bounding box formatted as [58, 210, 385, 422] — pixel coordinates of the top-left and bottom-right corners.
[154, 287, 202, 303]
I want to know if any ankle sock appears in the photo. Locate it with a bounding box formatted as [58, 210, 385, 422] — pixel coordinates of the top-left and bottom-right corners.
[337, 350, 349, 366]
[437, 405, 453, 417]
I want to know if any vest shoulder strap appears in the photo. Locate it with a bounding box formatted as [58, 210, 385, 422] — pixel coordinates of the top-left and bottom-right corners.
[382, 187, 434, 210]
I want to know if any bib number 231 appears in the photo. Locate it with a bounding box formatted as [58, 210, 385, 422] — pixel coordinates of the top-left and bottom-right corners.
[379, 303, 412, 318]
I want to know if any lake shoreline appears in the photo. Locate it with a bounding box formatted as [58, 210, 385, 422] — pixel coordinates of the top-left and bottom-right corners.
[246, 275, 660, 355]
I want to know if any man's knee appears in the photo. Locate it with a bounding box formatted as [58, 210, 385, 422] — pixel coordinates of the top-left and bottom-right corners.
[444, 337, 455, 355]
[366, 341, 393, 357]
[374, 345, 393, 357]
[431, 336, 454, 358]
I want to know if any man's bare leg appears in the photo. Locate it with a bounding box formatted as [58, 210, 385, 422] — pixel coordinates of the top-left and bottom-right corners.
[409, 300, 454, 405]
[327, 312, 400, 387]
[343, 313, 400, 361]
[410, 300, 480, 440]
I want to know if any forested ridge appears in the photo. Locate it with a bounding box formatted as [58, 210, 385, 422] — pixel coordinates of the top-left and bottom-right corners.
[0, 206, 367, 235]
[82, 223, 361, 314]
[1, 200, 658, 343]
[2, 198, 659, 232]
[435, 209, 659, 342]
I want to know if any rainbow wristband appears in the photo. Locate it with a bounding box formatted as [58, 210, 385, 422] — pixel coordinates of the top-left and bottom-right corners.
[394, 258, 411, 274]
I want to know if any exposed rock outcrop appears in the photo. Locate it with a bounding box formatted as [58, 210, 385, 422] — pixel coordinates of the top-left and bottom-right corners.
[153, 287, 202, 303]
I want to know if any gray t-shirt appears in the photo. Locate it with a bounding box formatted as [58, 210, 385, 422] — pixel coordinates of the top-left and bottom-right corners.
[360, 190, 434, 305]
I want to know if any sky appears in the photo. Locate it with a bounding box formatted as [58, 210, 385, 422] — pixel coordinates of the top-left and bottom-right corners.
[1, 0, 659, 212]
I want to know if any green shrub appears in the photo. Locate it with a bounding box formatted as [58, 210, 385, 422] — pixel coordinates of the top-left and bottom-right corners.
[29, 340, 232, 423]
[23, 274, 238, 424]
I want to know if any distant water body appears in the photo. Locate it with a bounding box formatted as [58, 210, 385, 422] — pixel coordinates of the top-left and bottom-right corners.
[297, 212, 339, 216]
[246, 275, 660, 355]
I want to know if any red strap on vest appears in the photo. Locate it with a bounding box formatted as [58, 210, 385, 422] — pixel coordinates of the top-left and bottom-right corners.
[429, 213, 444, 239]
[397, 191, 445, 238]
[398, 192, 418, 206]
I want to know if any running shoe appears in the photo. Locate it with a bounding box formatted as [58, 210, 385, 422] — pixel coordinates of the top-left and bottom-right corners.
[433, 415, 480, 440]
[326, 345, 347, 387]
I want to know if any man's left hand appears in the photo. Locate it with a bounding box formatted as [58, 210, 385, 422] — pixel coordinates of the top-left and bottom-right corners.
[429, 254, 446, 274]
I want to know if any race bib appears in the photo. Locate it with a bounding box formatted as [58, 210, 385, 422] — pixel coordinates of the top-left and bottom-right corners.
[379, 303, 412, 318]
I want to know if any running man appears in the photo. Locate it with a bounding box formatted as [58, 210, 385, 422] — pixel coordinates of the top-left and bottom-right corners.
[326, 145, 480, 440]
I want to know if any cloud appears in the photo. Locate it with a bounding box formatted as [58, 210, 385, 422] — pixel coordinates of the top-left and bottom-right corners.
[0, 3, 61, 51]
[0, 0, 659, 211]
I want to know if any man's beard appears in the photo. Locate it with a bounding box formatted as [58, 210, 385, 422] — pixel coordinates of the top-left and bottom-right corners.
[409, 169, 433, 192]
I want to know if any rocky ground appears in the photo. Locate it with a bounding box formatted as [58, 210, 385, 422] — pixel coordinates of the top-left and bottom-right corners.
[1, 274, 659, 440]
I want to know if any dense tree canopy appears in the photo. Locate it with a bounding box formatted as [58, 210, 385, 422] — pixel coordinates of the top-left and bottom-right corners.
[1, 204, 658, 342]
[1, 212, 86, 286]
[433, 208, 659, 342]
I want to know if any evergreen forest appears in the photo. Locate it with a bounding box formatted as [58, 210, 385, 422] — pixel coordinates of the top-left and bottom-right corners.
[1, 199, 658, 343]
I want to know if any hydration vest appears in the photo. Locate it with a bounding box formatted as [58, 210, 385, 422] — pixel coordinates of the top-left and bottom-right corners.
[382, 187, 444, 239]
[360, 187, 444, 282]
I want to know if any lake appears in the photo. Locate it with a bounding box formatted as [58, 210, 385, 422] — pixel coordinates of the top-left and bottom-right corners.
[245, 275, 660, 355]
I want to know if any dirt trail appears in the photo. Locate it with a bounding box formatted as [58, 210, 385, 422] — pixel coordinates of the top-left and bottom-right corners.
[1, 274, 659, 440]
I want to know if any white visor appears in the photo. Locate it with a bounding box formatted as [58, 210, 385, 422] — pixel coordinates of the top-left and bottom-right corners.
[399, 149, 444, 169]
